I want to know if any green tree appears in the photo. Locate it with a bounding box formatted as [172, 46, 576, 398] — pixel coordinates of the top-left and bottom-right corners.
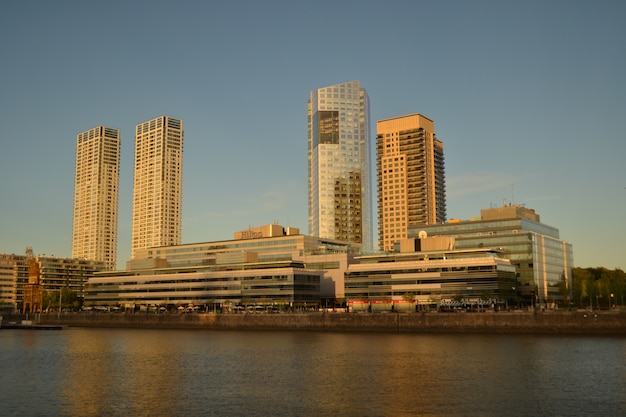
[402, 292, 415, 302]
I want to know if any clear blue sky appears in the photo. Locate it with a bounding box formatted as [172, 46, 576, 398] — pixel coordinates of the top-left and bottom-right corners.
[1, 0, 624, 269]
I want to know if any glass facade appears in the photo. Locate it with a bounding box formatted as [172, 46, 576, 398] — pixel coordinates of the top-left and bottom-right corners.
[410, 213, 574, 306]
[308, 81, 372, 250]
[345, 251, 517, 311]
[87, 264, 321, 308]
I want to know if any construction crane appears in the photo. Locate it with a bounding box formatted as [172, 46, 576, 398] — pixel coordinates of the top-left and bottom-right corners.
[22, 247, 43, 314]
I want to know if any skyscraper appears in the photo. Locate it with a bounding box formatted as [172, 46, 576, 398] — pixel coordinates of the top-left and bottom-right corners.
[308, 80, 372, 249]
[131, 116, 183, 259]
[72, 126, 121, 270]
[376, 113, 446, 251]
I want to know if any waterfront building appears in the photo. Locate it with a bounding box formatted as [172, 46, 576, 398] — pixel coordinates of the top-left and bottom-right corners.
[408, 203, 574, 307]
[307, 80, 372, 250]
[86, 259, 322, 312]
[376, 113, 446, 252]
[0, 253, 105, 311]
[72, 126, 121, 270]
[88, 225, 358, 309]
[345, 237, 517, 312]
[0, 255, 17, 311]
[131, 116, 183, 259]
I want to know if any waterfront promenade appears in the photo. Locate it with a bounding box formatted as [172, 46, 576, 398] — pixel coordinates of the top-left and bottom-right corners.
[5, 310, 626, 335]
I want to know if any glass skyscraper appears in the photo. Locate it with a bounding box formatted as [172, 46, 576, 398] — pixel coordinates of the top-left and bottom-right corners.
[308, 81, 372, 250]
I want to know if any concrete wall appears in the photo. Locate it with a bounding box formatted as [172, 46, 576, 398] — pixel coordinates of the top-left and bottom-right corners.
[19, 311, 626, 335]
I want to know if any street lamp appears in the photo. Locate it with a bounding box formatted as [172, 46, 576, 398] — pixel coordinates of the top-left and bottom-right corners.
[610, 293, 614, 310]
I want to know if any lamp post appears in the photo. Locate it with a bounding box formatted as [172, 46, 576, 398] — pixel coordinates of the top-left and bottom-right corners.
[610, 293, 614, 310]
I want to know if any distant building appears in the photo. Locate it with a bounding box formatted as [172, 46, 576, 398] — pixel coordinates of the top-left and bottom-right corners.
[0, 253, 105, 311]
[131, 116, 183, 259]
[409, 203, 574, 307]
[345, 236, 517, 311]
[308, 81, 373, 250]
[72, 126, 121, 270]
[87, 225, 359, 309]
[376, 113, 446, 251]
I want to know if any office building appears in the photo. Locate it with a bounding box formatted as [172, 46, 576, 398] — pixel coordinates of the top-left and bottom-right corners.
[345, 238, 517, 312]
[377, 113, 446, 251]
[131, 116, 183, 259]
[308, 80, 372, 250]
[72, 126, 121, 270]
[409, 203, 574, 307]
[87, 224, 357, 309]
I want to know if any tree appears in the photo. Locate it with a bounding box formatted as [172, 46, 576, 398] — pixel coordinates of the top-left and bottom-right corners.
[42, 287, 81, 311]
[572, 267, 626, 310]
[402, 292, 415, 302]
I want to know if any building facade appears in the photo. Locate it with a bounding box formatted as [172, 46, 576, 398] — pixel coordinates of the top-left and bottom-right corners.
[88, 225, 357, 310]
[376, 113, 446, 252]
[72, 126, 120, 270]
[409, 204, 574, 307]
[308, 81, 372, 250]
[0, 253, 105, 311]
[345, 243, 517, 312]
[131, 116, 183, 259]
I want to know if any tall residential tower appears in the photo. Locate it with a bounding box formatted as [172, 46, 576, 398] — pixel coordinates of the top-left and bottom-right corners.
[308, 81, 372, 250]
[72, 126, 121, 270]
[377, 113, 445, 251]
[131, 116, 183, 259]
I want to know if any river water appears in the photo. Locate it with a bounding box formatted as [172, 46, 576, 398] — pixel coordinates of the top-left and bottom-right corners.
[1, 328, 624, 417]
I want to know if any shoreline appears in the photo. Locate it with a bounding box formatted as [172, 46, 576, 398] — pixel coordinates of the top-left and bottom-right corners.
[5, 310, 626, 335]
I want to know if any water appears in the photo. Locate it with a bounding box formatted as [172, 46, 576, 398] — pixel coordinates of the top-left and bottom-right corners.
[1, 328, 624, 417]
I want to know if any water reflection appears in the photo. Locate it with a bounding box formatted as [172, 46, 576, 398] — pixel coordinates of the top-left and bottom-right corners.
[1, 329, 624, 416]
[61, 329, 191, 416]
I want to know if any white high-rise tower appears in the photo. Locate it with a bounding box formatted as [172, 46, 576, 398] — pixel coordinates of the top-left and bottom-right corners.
[131, 116, 183, 259]
[72, 126, 121, 270]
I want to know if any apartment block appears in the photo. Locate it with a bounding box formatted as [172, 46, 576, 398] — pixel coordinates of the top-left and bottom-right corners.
[72, 126, 120, 270]
[377, 113, 446, 251]
[131, 116, 183, 259]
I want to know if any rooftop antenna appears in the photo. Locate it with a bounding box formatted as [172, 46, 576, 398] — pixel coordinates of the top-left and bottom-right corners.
[511, 184, 515, 206]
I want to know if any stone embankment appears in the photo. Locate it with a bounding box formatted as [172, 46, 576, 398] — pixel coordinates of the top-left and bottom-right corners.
[13, 310, 626, 335]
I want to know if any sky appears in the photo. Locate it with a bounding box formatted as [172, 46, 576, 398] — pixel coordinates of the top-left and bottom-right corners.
[1, 0, 624, 270]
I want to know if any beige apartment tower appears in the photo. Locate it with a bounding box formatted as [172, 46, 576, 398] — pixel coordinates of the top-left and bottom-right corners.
[131, 116, 183, 259]
[72, 126, 121, 270]
[377, 113, 445, 251]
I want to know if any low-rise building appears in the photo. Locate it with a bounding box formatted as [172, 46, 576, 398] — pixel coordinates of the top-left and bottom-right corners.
[345, 237, 517, 312]
[408, 203, 574, 307]
[0, 252, 105, 312]
[86, 225, 358, 310]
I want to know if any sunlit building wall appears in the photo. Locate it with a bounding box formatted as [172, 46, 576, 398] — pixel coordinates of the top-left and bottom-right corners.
[308, 81, 372, 250]
[345, 247, 517, 311]
[0, 254, 18, 310]
[131, 116, 183, 259]
[376, 114, 446, 252]
[72, 126, 120, 270]
[128, 224, 359, 301]
[0, 253, 104, 311]
[409, 204, 574, 306]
